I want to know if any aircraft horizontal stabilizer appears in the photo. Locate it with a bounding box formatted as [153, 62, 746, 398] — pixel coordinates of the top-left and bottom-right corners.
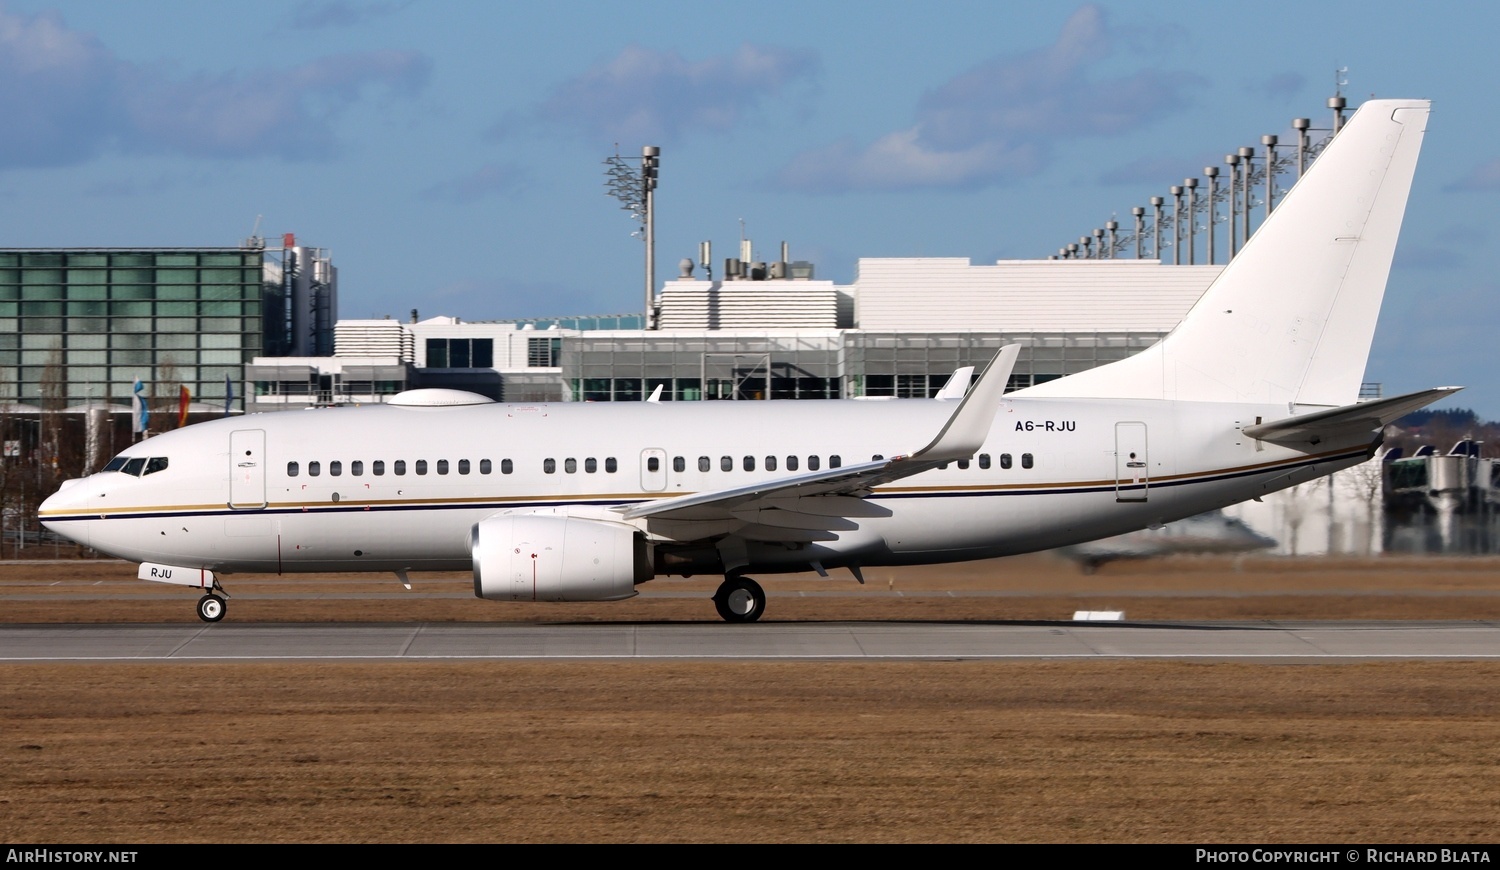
[1242, 386, 1463, 445]
[615, 345, 1020, 525]
[934, 366, 975, 400]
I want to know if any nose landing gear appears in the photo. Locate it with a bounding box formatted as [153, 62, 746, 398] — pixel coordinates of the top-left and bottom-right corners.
[196, 593, 227, 623]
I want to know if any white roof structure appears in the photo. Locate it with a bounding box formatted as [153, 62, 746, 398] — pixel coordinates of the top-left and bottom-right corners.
[852, 258, 1223, 332]
[334, 319, 415, 361]
[656, 278, 845, 329]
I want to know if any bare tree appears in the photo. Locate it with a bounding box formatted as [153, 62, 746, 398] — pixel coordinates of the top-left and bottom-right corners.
[1344, 458, 1387, 555]
[152, 356, 185, 432]
[37, 346, 68, 504]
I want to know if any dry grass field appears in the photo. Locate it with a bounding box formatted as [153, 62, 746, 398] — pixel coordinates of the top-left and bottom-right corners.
[3, 552, 1499, 843]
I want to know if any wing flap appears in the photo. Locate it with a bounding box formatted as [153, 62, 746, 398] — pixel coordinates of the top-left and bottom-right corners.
[729, 507, 862, 531]
[736, 524, 841, 543]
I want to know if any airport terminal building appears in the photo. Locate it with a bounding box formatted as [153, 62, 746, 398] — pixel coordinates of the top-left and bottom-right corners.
[0, 237, 334, 414]
[247, 257, 1224, 411]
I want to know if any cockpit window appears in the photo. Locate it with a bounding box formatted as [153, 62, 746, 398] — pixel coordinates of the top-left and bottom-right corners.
[103, 455, 168, 477]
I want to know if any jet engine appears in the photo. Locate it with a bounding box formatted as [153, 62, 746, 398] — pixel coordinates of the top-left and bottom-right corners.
[471, 510, 651, 602]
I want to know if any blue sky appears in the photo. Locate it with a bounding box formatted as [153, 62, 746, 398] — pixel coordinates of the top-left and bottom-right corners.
[2, 1, 1498, 417]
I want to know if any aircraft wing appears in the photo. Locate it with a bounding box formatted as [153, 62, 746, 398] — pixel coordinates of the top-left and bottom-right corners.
[1242, 386, 1462, 445]
[613, 345, 1019, 540]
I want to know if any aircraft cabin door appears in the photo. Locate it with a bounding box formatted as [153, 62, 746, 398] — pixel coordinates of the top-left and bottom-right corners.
[640, 448, 668, 492]
[1114, 422, 1149, 503]
[229, 429, 268, 510]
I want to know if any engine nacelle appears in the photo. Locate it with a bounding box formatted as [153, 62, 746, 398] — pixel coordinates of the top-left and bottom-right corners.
[471, 510, 650, 602]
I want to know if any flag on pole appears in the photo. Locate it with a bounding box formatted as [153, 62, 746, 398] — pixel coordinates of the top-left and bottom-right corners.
[131, 378, 149, 435]
[224, 374, 234, 417]
[177, 385, 191, 428]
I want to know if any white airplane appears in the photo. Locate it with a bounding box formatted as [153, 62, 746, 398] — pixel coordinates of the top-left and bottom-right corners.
[40, 98, 1456, 624]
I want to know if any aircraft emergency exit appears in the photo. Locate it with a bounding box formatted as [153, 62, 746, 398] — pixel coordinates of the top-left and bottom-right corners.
[40, 99, 1454, 623]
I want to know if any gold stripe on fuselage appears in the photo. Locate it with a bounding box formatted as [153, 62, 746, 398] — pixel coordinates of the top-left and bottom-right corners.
[39, 445, 1356, 520]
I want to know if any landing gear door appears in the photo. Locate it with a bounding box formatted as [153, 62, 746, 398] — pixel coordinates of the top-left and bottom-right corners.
[229, 429, 267, 510]
[1115, 422, 1148, 503]
[640, 448, 668, 492]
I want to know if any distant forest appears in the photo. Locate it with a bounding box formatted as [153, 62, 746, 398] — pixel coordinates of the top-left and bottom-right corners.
[1388, 408, 1498, 457]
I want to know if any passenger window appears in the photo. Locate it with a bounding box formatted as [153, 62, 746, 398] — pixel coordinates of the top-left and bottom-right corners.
[830, 455, 841, 469]
[351, 461, 363, 476]
[699, 456, 710, 472]
[501, 459, 513, 474]
[373, 460, 385, 476]
[566, 458, 578, 473]
[459, 459, 470, 475]
[123, 457, 147, 476]
[786, 456, 799, 471]
[957, 459, 970, 470]
[605, 457, 617, 473]
[104, 456, 129, 472]
[765, 456, 777, 472]
[645, 457, 657, 473]
[1021, 453, 1034, 469]
[544, 459, 556, 474]
[720, 456, 732, 472]
[672, 456, 685, 473]
[871, 455, 883, 461]
[309, 461, 321, 477]
[1000, 454, 1012, 469]
[586, 458, 598, 473]
[287, 461, 299, 477]
[330, 461, 342, 477]
[808, 456, 820, 471]
[939, 462, 949, 470]
[437, 460, 449, 475]
[394, 460, 406, 475]
[978, 454, 991, 469]
[416, 460, 428, 475]
[743, 456, 755, 472]
[144, 457, 169, 475]
[480, 459, 491, 474]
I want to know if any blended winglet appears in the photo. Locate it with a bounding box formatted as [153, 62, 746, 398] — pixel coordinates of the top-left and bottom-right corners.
[907, 344, 1018, 463]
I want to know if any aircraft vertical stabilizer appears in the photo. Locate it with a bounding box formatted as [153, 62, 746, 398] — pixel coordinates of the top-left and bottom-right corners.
[1019, 99, 1429, 407]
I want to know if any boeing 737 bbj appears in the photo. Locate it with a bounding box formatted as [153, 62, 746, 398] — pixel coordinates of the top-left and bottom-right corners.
[40, 99, 1454, 623]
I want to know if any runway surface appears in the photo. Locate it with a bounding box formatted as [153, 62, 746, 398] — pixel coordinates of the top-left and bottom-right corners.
[4, 620, 1500, 661]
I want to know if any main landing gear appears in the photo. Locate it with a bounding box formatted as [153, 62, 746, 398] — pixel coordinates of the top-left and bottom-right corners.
[713, 576, 766, 623]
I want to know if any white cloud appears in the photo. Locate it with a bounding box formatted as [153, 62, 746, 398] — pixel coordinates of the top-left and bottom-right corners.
[0, 6, 430, 170]
[531, 43, 818, 144]
[779, 129, 1044, 192]
[419, 162, 531, 204]
[777, 5, 1201, 193]
[1251, 72, 1306, 100]
[285, 1, 413, 30]
[1446, 157, 1500, 191]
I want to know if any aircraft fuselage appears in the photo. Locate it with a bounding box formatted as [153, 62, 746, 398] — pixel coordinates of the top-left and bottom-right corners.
[39, 395, 1369, 577]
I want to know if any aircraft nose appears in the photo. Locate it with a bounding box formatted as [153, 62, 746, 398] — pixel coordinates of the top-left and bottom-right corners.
[39, 478, 90, 547]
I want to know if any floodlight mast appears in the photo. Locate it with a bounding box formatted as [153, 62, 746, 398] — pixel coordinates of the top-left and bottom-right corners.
[603, 145, 661, 329]
[642, 146, 659, 329]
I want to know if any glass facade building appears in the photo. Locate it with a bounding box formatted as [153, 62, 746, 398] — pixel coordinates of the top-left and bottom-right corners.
[0, 249, 266, 410]
[557, 330, 1168, 402]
